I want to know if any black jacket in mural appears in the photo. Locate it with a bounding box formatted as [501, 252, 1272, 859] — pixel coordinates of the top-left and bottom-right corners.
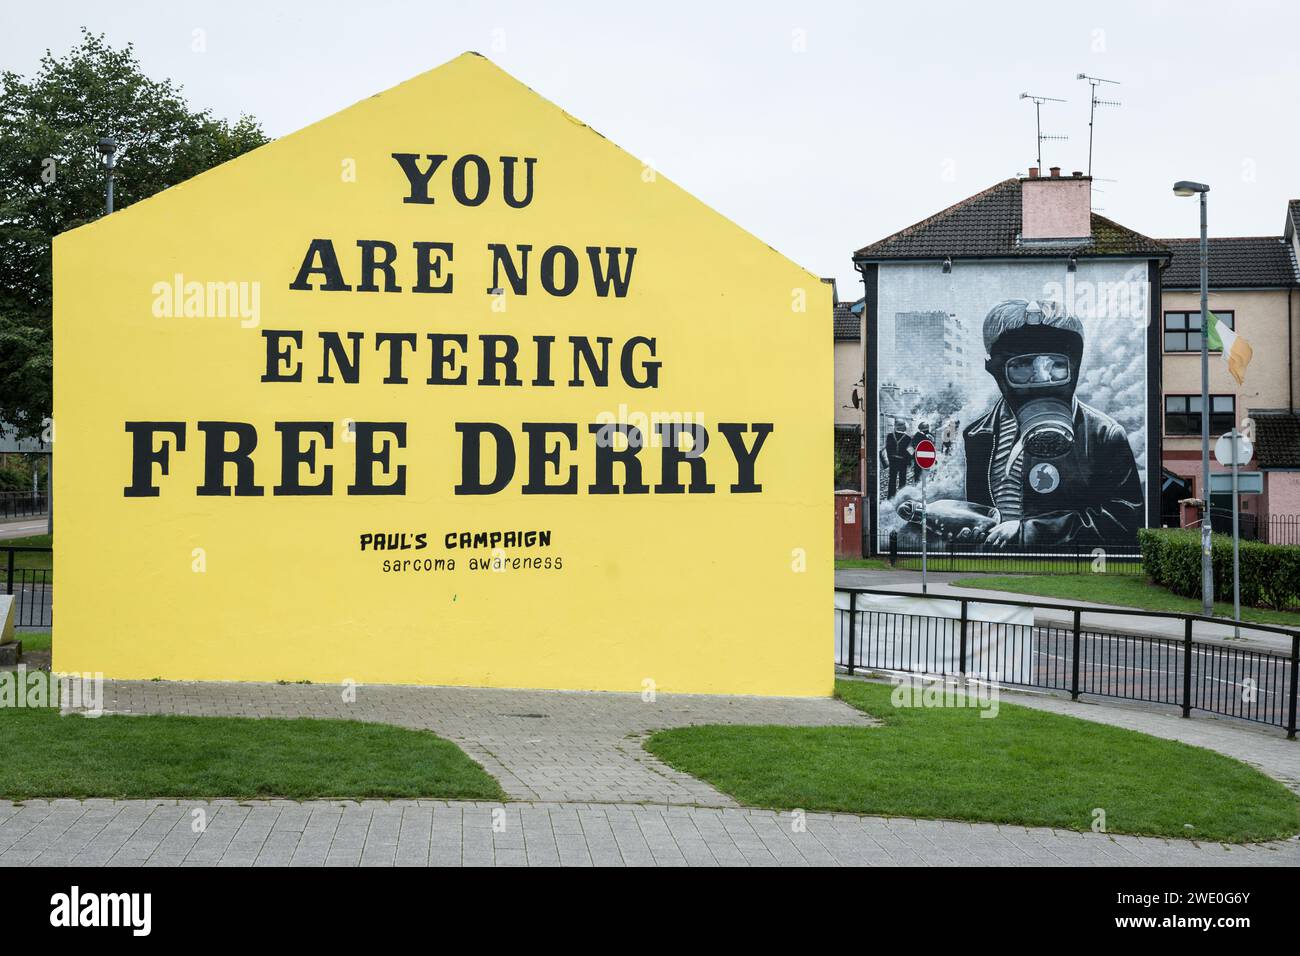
[962, 398, 1143, 546]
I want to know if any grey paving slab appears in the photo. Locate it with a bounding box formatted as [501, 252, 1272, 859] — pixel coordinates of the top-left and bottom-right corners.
[6, 676, 1300, 866]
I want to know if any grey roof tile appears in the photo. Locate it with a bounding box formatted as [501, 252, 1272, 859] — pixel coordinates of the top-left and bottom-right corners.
[1160, 236, 1299, 289]
[834, 299, 862, 340]
[1249, 409, 1300, 470]
[853, 178, 1167, 261]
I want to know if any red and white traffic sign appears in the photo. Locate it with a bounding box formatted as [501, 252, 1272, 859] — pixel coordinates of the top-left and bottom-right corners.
[914, 439, 937, 470]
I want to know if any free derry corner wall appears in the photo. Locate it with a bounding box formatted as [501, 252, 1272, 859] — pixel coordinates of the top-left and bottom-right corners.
[53, 53, 830, 696]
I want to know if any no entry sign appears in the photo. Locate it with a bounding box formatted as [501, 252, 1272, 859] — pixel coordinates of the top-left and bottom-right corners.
[914, 437, 936, 594]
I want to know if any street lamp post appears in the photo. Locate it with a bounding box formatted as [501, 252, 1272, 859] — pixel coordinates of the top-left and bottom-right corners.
[97, 136, 118, 214]
[1173, 180, 1213, 616]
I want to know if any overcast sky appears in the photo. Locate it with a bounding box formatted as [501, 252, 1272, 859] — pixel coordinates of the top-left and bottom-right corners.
[5, 0, 1298, 294]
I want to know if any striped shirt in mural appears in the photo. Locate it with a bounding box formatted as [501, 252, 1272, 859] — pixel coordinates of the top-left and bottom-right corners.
[989, 402, 1023, 521]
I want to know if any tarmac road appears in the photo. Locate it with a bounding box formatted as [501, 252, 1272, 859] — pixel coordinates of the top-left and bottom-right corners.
[0, 517, 48, 541]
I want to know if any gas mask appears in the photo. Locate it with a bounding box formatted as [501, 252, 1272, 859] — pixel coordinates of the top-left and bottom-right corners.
[986, 318, 1082, 459]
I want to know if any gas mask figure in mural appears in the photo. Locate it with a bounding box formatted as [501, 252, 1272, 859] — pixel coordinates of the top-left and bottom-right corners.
[961, 299, 1143, 548]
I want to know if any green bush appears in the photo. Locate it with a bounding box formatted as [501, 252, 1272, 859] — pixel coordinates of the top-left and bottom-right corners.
[0, 456, 44, 493]
[1139, 528, 1300, 610]
[0, 461, 30, 493]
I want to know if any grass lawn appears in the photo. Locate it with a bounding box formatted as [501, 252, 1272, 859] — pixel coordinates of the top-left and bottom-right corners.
[0, 708, 505, 801]
[898, 558, 1143, 575]
[13, 631, 49, 652]
[834, 557, 890, 570]
[645, 679, 1300, 842]
[952, 574, 1300, 628]
[2, 534, 52, 581]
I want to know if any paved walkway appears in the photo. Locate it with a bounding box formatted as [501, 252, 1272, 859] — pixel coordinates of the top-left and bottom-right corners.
[3, 798, 1294, 867]
[1, 678, 1298, 867]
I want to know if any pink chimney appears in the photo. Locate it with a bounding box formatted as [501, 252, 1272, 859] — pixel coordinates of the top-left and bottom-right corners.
[1021, 168, 1091, 241]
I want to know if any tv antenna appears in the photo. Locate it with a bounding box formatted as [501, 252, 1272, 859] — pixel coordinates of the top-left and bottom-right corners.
[1077, 74, 1121, 176]
[1019, 92, 1068, 171]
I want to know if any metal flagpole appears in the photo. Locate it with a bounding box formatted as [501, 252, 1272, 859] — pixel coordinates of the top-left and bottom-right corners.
[1198, 193, 1213, 616]
[1231, 429, 1240, 638]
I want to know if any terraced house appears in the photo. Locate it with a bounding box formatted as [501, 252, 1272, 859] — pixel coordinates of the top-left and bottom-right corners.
[1159, 200, 1300, 543]
[847, 169, 1167, 556]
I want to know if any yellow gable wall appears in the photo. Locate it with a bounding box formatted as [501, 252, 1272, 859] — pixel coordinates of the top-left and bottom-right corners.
[53, 53, 830, 696]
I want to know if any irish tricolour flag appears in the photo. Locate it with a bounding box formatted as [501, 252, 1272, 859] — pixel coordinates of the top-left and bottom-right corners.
[1206, 311, 1253, 385]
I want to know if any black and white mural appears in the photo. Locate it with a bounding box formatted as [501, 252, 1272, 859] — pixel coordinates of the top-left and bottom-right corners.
[874, 261, 1150, 551]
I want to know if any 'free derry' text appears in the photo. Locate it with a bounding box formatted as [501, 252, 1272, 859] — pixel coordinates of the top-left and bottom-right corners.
[122, 150, 773, 500]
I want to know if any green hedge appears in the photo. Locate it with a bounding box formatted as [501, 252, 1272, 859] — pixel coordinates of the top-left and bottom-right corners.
[1139, 528, 1300, 610]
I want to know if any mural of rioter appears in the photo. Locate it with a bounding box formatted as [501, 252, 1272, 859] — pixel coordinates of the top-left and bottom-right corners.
[882, 419, 913, 498]
[960, 299, 1144, 548]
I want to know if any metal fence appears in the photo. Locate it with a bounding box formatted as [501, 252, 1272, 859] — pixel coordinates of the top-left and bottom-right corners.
[1209, 507, 1258, 540]
[3, 546, 52, 629]
[879, 533, 1144, 575]
[0, 492, 48, 520]
[1265, 514, 1300, 546]
[836, 586, 1300, 737]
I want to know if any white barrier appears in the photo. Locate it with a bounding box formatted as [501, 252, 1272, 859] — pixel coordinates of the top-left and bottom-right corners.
[835, 591, 1034, 680]
[0, 594, 13, 645]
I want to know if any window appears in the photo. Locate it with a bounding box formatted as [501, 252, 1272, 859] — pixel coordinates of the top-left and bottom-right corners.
[1164, 311, 1233, 353]
[1164, 394, 1235, 436]
[1209, 491, 1235, 515]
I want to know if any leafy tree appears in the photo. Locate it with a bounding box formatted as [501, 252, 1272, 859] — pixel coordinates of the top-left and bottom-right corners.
[0, 29, 269, 438]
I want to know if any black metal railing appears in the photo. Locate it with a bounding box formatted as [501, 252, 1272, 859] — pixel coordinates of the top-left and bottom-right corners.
[879, 532, 1144, 574]
[836, 586, 1300, 737]
[2, 546, 52, 629]
[1265, 514, 1300, 546]
[1209, 507, 1259, 540]
[0, 492, 48, 520]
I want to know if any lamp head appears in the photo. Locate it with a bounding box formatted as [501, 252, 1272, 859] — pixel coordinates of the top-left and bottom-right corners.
[1173, 180, 1209, 197]
[96, 136, 118, 156]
